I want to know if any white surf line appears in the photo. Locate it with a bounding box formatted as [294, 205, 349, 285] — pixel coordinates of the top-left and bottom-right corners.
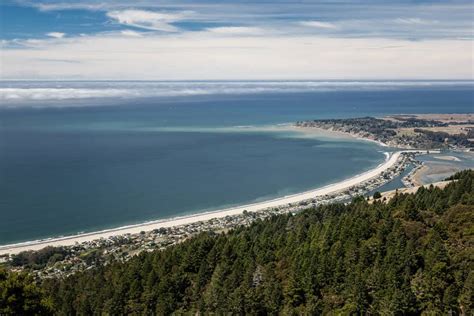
[0, 151, 410, 255]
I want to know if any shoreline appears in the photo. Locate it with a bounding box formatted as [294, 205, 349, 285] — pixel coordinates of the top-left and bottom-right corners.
[0, 150, 405, 255]
[290, 125, 389, 147]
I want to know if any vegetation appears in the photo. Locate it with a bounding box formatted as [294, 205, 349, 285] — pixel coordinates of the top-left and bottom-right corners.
[446, 169, 474, 180]
[414, 128, 474, 148]
[0, 269, 52, 315]
[296, 117, 474, 149]
[10, 247, 70, 270]
[1, 170, 473, 315]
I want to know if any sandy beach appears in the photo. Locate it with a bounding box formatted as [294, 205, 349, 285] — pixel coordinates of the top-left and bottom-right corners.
[289, 125, 389, 147]
[433, 155, 461, 162]
[0, 151, 405, 255]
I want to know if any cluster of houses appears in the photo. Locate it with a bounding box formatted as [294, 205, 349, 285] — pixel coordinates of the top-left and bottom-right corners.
[296, 118, 473, 150]
[402, 161, 424, 188]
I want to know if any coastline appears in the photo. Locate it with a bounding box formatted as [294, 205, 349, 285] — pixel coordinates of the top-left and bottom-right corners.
[0, 150, 403, 255]
[290, 125, 389, 147]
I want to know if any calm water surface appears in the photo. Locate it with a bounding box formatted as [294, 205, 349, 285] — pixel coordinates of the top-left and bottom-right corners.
[0, 82, 472, 244]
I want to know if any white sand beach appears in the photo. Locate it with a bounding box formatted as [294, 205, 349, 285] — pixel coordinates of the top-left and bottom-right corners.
[0, 151, 405, 255]
[289, 125, 389, 147]
[433, 155, 461, 162]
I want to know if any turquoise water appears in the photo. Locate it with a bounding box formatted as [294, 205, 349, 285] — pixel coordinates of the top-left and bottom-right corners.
[0, 82, 472, 244]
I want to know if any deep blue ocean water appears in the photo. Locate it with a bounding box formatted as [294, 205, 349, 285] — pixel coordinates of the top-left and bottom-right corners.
[0, 82, 472, 244]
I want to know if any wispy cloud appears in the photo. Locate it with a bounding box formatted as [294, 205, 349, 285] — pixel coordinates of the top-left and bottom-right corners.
[3, 0, 473, 80]
[33, 2, 106, 11]
[34, 58, 82, 64]
[120, 30, 144, 37]
[46, 32, 65, 38]
[206, 26, 265, 35]
[394, 18, 438, 25]
[2, 81, 472, 105]
[106, 10, 189, 32]
[299, 21, 338, 29]
[9, 0, 474, 40]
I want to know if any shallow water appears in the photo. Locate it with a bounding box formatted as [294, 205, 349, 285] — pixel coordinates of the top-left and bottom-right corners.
[416, 152, 474, 184]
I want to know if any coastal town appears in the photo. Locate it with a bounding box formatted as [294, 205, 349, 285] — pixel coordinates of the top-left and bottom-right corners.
[1, 150, 431, 279]
[296, 114, 474, 150]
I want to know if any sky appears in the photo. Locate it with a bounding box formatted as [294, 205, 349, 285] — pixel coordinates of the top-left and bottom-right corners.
[0, 0, 473, 80]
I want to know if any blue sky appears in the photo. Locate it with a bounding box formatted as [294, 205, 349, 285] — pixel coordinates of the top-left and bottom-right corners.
[1, 0, 473, 79]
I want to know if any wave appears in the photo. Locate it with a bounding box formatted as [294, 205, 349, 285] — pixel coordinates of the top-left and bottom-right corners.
[0, 80, 472, 107]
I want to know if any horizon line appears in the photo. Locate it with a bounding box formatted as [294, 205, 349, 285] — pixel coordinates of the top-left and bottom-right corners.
[1, 79, 473, 82]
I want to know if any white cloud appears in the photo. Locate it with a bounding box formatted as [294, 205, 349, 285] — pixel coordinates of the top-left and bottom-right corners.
[107, 10, 189, 32]
[0, 88, 130, 102]
[35, 2, 106, 11]
[299, 21, 338, 29]
[394, 18, 437, 25]
[46, 32, 65, 38]
[206, 26, 265, 35]
[2, 33, 472, 80]
[2, 81, 472, 105]
[14, 1, 474, 41]
[120, 30, 144, 37]
[25, 39, 44, 45]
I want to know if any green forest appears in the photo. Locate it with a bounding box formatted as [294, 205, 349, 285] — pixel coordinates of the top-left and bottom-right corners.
[1, 170, 473, 315]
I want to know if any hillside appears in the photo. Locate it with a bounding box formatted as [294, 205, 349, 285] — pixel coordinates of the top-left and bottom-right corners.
[1, 170, 473, 315]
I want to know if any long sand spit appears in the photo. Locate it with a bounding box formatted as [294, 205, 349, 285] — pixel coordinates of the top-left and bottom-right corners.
[0, 151, 406, 255]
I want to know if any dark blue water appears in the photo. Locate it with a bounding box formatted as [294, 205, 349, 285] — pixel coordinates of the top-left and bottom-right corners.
[0, 84, 472, 244]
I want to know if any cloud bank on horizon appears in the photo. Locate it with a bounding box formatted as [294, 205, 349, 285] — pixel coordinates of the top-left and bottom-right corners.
[2, 81, 473, 107]
[1, 0, 473, 80]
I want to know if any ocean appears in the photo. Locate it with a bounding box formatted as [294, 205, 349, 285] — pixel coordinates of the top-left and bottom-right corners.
[0, 81, 472, 244]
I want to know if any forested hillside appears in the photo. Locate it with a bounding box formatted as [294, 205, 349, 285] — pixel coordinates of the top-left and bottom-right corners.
[2, 170, 473, 315]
